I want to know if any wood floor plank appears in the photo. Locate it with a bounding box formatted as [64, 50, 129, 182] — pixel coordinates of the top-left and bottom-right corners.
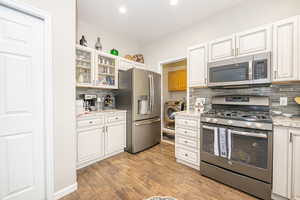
[61, 143, 257, 200]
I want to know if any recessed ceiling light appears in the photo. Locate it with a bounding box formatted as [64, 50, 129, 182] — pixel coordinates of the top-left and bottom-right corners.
[119, 6, 127, 14]
[170, 0, 178, 6]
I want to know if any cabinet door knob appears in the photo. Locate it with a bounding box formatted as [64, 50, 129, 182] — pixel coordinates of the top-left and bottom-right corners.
[185, 153, 188, 157]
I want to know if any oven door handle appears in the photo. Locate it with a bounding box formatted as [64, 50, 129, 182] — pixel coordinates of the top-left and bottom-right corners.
[202, 125, 216, 131]
[230, 130, 267, 138]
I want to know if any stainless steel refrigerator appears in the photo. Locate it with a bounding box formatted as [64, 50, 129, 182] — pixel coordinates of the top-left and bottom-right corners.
[116, 68, 161, 153]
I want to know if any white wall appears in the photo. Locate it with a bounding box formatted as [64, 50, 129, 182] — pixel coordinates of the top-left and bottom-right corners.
[141, 0, 300, 71]
[77, 19, 139, 57]
[19, 0, 77, 193]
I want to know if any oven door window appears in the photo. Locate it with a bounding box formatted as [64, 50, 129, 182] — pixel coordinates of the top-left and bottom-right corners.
[202, 125, 215, 155]
[230, 129, 268, 169]
[209, 62, 249, 83]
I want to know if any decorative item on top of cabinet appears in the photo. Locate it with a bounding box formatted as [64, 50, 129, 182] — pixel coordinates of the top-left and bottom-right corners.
[187, 43, 208, 87]
[110, 48, 119, 56]
[95, 37, 103, 51]
[272, 16, 299, 82]
[272, 126, 300, 200]
[132, 54, 145, 63]
[168, 69, 187, 91]
[79, 35, 88, 47]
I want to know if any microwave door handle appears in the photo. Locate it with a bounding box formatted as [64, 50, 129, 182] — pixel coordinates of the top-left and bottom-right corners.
[231, 130, 267, 138]
[202, 125, 216, 131]
[248, 60, 253, 80]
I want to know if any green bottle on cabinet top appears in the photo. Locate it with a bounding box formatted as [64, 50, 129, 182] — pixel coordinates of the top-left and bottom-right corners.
[110, 48, 119, 56]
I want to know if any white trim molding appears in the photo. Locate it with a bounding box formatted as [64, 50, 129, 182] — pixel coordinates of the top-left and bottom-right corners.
[54, 183, 78, 200]
[0, 0, 54, 199]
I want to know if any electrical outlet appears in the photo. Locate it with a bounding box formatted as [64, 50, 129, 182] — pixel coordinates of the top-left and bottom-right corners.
[280, 97, 288, 106]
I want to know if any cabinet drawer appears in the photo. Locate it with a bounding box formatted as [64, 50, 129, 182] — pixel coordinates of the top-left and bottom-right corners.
[176, 118, 199, 129]
[77, 117, 104, 128]
[176, 136, 198, 149]
[176, 147, 199, 165]
[106, 114, 125, 124]
[176, 127, 198, 138]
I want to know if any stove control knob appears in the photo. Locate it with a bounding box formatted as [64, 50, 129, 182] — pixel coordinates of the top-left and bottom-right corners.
[227, 120, 233, 125]
[246, 122, 252, 127]
[255, 123, 262, 128]
[213, 119, 218, 123]
[206, 118, 211, 122]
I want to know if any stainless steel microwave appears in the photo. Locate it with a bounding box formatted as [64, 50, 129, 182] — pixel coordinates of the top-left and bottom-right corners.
[208, 52, 271, 87]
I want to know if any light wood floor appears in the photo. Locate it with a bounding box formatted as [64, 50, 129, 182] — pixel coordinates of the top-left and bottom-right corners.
[61, 143, 257, 200]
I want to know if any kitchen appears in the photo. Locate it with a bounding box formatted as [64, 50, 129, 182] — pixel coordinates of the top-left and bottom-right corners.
[1, 0, 300, 200]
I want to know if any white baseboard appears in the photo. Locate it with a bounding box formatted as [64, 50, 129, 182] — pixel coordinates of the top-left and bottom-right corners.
[54, 182, 78, 200]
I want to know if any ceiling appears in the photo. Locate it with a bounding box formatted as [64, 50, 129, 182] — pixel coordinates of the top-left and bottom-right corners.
[77, 0, 246, 45]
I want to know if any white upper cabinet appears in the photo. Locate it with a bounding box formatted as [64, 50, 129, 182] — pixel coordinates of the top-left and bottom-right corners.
[188, 44, 208, 87]
[209, 35, 235, 62]
[291, 129, 300, 200]
[75, 45, 119, 89]
[236, 25, 272, 57]
[94, 51, 119, 89]
[273, 16, 299, 82]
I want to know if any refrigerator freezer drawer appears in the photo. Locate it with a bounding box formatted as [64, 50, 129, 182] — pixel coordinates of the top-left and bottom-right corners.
[132, 118, 161, 153]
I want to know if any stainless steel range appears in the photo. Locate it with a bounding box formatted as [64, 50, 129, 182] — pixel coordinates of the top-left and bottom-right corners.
[200, 95, 273, 200]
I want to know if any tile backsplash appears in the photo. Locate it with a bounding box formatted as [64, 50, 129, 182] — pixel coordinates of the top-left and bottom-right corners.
[189, 84, 300, 116]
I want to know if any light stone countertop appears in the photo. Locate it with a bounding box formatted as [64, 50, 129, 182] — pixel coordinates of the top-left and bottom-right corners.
[272, 116, 300, 128]
[76, 109, 127, 118]
[175, 110, 202, 118]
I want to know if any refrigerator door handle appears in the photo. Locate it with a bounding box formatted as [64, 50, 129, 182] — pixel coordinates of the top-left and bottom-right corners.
[150, 74, 154, 112]
[148, 74, 152, 113]
[135, 118, 161, 126]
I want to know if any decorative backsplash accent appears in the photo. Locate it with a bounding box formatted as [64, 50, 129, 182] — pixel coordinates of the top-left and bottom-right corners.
[189, 84, 300, 116]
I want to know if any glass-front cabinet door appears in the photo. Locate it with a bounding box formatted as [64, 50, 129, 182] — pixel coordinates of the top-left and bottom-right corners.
[94, 51, 118, 89]
[76, 45, 94, 86]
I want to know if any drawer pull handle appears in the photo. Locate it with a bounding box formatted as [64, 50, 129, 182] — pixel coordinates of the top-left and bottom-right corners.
[184, 131, 187, 133]
[89, 121, 93, 124]
[184, 141, 188, 143]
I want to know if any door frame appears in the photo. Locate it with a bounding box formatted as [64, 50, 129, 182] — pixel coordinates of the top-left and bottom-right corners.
[158, 56, 187, 145]
[0, 0, 54, 199]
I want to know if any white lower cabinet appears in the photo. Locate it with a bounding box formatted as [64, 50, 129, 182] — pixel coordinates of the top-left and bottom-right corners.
[273, 126, 300, 200]
[105, 122, 126, 155]
[77, 111, 126, 169]
[175, 112, 201, 170]
[291, 131, 300, 200]
[78, 127, 105, 163]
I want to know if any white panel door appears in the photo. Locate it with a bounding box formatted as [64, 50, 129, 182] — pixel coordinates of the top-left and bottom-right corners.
[291, 129, 300, 200]
[236, 25, 272, 56]
[188, 44, 207, 87]
[77, 128, 104, 163]
[273, 16, 299, 82]
[0, 5, 45, 200]
[209, 35, 235, 62]
[272, 126, 292, 199]
[105, 123, 126, 155]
